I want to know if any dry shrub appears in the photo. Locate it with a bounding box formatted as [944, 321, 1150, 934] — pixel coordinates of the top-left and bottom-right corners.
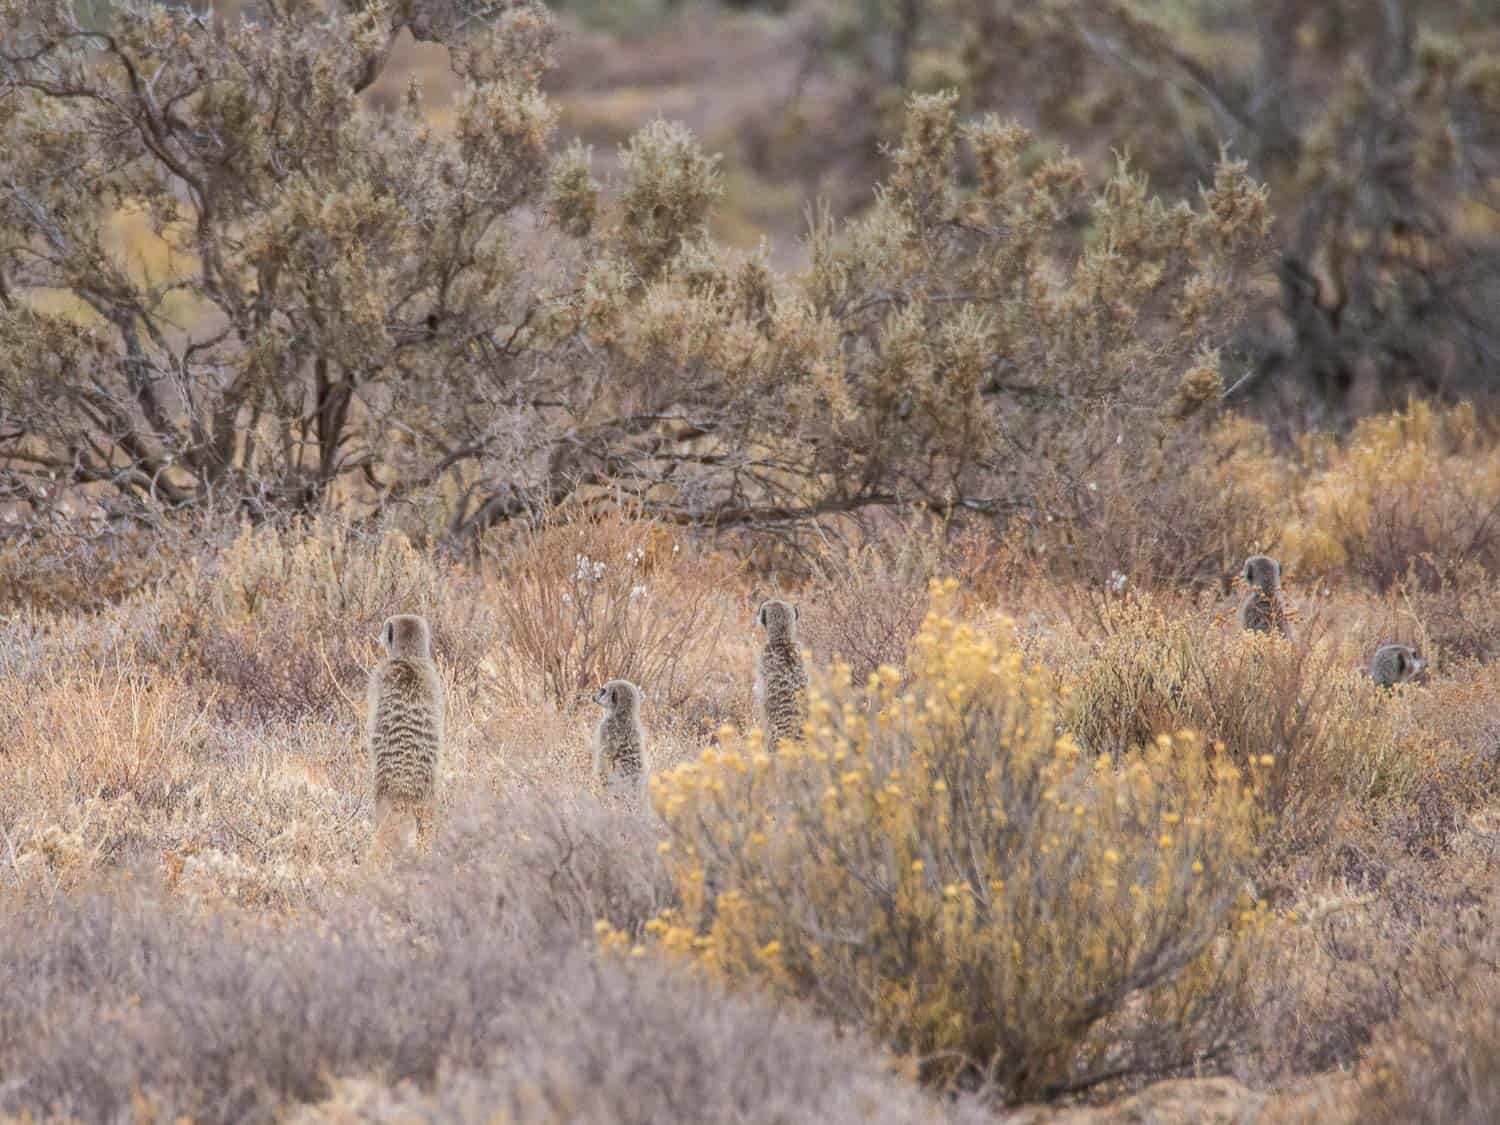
[0, 522, 190, 614]
[644, 582, 1265, 1100]
[1354, 880, 1500, 1123]
[0, 649, 214, 893]
[1407, 562, 1500, 665]
[1238, 831, 1500, 1083]
[428, 785, 676, 939]
[1286, 400, 1500, 591]
[149, 519, 491, 721]
[1360, 986, 1500, 1125]
[1050, 596, 1424, 849]
[1051, 591, 1500, 865]
[1008, 414, 1293, 594]
[488, 506, 733, 714]
[0, 791, 974, 1125]
[0, 651, 210, 823]
[799, 537, 940, 685]
[1389, 670, 1500, 856]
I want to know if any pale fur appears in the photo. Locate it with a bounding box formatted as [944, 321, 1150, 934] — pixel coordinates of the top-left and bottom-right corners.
[1369, 643, 1424, 688]
[592, 678, 648, 802]
[366, 614, 444, 859]
[1237, 555, 1291, 638]
[754, 598, 808, 751]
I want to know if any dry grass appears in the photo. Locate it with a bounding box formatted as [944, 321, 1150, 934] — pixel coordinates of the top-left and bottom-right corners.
[647, 584, 1267, 1099]
[4, 450, 1500, 1117]
[0, 802, 978, 1125]
[484, 505, 736, 727]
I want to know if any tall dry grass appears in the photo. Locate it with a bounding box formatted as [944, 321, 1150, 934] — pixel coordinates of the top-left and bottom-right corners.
[1, 423, 1500, 1118]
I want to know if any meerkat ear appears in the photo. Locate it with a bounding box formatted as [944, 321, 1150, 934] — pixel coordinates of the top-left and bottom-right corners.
[382, 621, 393, 647]
[609, 685, 617, 706]
[757, 603, 766, 627]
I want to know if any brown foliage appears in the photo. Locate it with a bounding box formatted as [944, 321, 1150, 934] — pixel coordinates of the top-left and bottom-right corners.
[486, 505, 732, 714]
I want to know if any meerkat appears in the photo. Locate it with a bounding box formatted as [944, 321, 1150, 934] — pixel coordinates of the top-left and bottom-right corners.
[754, 598, 808, 751]
[1237, 555, 1291, 638]
[366, 614, 444, 860]
[592, 678, 648, 802]
[1369, 643, 1424, 689]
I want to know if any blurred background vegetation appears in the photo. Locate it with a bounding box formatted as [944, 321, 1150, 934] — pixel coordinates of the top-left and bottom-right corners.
[3, 0, 1499, 550]
[540, 0, 1500, 422]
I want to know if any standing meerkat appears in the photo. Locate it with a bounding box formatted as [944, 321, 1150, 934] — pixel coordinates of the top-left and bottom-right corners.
[592, 678, 648, 802]
[1369, 643, 1424, 688]
[754, 598, 808, 750]
[1237, 555, 1291, 638]
[366, 614, 444, 859]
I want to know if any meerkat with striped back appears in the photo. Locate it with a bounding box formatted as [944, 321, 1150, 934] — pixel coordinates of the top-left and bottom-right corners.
[754, 598, 808, 751]
[1237, 555, 1292, 638]
[592, 678, 648, 803]
[366, 614, 444, 859]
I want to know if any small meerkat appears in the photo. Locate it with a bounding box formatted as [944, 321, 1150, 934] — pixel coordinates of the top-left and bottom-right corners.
[366, 614, 444, 859]
[754, 598, 808, 751]
[592, 678, 648, 802]
[1369, 643, 1424, 689]
[1237, 555, 1291, 638]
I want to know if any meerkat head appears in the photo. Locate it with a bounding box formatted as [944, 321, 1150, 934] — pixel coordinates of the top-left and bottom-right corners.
[380, 614, 432, 660]
[1388, 644, 1423, 680]
[1242, 555, 1281, 593]
[757, 598, 798, 643]
[595, 678, 641, 716]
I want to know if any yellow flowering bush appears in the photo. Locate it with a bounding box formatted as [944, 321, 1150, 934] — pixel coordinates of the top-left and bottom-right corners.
[646, 581, 1265, 1098]
[1285, 400, 1500, 587]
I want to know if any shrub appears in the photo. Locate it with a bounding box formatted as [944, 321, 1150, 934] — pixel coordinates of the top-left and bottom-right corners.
[1360, 985, 1500, 1125]
[0, 521, 191, 614]
[0, 794, 977, 1125]
[1239, 830, 1500, 1082]
[1053, 599, 1402, 818]
[798, 534, 942, 686]
[1, 0, 1272, 546]
[1285, 401, 1500, 590]
[1050, 591, 1500, 866]
[0, 651, 209, 827]
[1355, 885, 1500, 1124]
[1006, 413, 1294, 594]
[487, 505, 732, 711]
[644, 582, 1265, 1099]
[1406, 562, 1500, 665]
[148, 519, 491, 720]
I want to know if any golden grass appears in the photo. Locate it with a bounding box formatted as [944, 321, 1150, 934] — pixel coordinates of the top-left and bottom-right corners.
[2, 474, 1500, 1117]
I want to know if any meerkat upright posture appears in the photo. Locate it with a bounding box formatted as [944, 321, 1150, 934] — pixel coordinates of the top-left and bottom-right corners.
[367, 614, 444, 859]
[1237, 555, 1291, 638]
[1369, 643, 1424, 689]
[592, 678, 648, 802]
[754, 598, 808, 750]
